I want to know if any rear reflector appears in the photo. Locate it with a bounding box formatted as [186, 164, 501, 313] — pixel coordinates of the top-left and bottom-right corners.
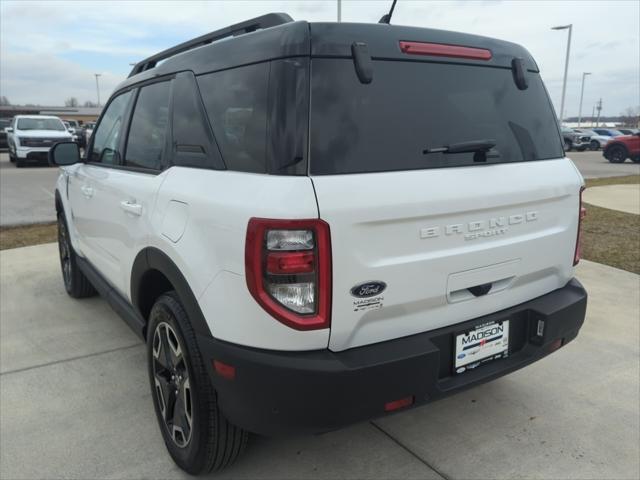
[213, 360, 236, 380]
[399, 41, 492, 60]
[384, 396, 414, 412]
[546, 339, 563, 353]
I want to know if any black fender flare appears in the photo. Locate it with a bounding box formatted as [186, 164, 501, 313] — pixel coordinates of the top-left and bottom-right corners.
[131, 247, 213, 339]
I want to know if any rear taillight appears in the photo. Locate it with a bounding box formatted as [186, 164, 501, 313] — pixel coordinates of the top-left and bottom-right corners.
[245, 218, 331, 330]
[574, 187, 587, 266]
[399, 41, 492, 60]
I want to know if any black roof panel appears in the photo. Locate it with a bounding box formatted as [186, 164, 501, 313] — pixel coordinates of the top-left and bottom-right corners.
[115, 17, 539, 93]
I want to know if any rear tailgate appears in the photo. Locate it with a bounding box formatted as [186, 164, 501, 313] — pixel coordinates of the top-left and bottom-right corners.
[313, 160, 581, 351]
[308, 48, 582, 352]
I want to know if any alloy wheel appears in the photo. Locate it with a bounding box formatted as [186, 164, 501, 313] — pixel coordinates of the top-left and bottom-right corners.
[152, 322, 193, 449]
[57, 217, 72, 288]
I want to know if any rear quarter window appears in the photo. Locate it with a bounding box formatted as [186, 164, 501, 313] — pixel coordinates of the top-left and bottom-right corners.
[197, 63, 269, 174]
[310, 59, 564, 175]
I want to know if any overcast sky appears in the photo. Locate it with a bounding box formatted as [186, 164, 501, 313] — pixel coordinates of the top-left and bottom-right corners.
[1, 0, 638, 118]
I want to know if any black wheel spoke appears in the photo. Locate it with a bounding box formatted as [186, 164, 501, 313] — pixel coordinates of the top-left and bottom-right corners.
[153, 373, 172, 421]
[151, 321, 193, 449]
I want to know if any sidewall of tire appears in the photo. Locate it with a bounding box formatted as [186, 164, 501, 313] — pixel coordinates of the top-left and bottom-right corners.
[146, 296, 214, 475]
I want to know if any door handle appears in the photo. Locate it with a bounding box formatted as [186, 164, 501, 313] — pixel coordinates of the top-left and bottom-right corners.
[120, 200, 143, 216]
[81, 185, 94, 198]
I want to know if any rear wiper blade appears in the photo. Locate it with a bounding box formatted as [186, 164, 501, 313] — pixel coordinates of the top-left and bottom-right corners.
[423, 139, 497, 155]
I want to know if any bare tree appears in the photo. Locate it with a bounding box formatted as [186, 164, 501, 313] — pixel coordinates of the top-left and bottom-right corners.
[620, 106, 640, 127]
[83, 100, 98, 107]
[0, 96, 10, 106]
[65, 97, 79, 107]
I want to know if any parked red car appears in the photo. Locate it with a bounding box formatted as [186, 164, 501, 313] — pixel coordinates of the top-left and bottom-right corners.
[603, 132, 640, 163]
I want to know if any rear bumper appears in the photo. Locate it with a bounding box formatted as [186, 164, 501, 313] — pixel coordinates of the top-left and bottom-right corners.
[197, 278, 587, 436]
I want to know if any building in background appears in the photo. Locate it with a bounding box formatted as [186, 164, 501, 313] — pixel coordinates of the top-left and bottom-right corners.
[0, 105, 102, 124]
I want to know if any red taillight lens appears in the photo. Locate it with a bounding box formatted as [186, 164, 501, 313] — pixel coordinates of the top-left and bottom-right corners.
[245, 218, 332, 331]
[266, 251, 315, 274]
[574, 187, 586, 266]
[399, 41, 492, 60]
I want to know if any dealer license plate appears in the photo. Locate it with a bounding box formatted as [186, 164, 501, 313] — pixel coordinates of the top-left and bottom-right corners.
[454, 320, 509, 374]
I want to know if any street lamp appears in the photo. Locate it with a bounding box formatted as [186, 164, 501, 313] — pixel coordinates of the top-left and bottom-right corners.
[577, 72, 592, 127]
[337, 0, 341, 22]
[94, 73, 102, 107]
[551, 24, 572, 125]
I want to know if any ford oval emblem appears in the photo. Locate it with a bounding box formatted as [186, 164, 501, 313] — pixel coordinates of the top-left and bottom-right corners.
[350, 281, 387, 298]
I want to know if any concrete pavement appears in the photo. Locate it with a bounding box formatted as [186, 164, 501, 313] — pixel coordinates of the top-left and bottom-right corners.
[583, 184, 640, 215]
[0, 152, 59, 226]
[1, 150, 638, 226]
[1, 243, 639, 479]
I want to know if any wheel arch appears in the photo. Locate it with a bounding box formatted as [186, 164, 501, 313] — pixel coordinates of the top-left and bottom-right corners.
[131, 247, 213, 340]
[55, 189, 63, 214]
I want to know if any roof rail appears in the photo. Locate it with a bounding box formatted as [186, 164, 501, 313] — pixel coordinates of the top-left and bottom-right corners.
[128, 12, 294, 78]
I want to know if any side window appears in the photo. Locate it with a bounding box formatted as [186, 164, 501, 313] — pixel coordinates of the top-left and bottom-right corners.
[197, 63, 269, 173]
[90, 91, 132, 164]
[171, 73, 224, 170]
[125, 81, 171, 170]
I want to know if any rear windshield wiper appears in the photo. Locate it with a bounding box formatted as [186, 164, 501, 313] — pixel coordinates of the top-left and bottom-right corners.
[423, 139, 497, 155]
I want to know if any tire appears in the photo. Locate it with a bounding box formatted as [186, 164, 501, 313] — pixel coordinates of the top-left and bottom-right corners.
[57, 211, 97, 298]
[147, 292, 248, 475]
[564, 139, 572, 151]
[16, 158, 25, 168]
[8, 150, 16, 162]
[607, 145, 627, 164]
[632, 156, 640, 164]
[589, 140, 599, 151]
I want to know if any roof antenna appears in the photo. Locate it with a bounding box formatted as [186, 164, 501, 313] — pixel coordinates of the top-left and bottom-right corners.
[378, 0, 398, 24]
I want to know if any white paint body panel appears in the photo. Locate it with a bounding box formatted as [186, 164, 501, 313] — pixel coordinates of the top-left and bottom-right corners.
[312, 158, 583, 351]
[58, 155, 582, 353]
[149, 167, 328, 350]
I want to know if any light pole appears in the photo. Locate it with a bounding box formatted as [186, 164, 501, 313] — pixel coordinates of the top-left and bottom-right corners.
[337, 0, 341, 22]
[94, 73, 102, 107]
[551, 24, 572, 125]
[577, 72, 591, 127]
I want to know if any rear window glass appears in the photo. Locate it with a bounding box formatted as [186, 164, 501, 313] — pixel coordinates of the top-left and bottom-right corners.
[125, 81, 170, 170]
[197, 63, 269, 173]
[17, 117, 65, 131]
[310, 59, 563, 175]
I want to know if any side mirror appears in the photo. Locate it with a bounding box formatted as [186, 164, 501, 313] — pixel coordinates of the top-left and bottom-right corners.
[6, 127, 13, 133]
[49, 142, 81, 166]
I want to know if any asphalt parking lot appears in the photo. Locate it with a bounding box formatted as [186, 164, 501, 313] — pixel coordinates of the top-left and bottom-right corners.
[0, 150, 639, 227]
[0, 243, 638, 480]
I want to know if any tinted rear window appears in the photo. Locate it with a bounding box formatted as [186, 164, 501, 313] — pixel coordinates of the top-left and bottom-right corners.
[310, 59, 563, 175]
[197, 63, 269, 174]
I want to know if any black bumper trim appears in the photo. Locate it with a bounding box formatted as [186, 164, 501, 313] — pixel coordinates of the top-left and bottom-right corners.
[197, 278, 587, 436]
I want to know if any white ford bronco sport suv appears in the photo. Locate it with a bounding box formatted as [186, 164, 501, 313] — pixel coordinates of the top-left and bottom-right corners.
[50, 13, 588, 474]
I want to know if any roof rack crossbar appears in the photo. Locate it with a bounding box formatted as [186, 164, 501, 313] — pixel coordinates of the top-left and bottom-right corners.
[128, 12, 293, 78]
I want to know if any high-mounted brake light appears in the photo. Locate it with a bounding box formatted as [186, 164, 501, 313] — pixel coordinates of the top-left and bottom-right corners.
[574, 187, 587, 266]
[245, 218, 332, 331]
[399, 41, 492, 60]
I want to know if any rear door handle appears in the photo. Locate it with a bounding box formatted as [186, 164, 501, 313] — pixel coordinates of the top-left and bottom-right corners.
[120, 200, 143, 216]
[80, 185, 94, 198]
